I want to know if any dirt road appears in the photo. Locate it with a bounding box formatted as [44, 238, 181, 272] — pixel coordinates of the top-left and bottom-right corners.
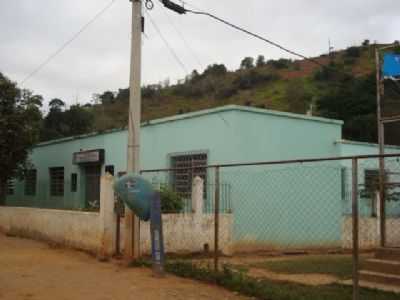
[0, 234, 248, 300]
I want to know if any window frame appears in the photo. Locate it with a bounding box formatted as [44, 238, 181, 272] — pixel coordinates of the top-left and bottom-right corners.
[71, 173, 78, 193]
[49, 167, 65, 197]
[24, 169, 37, 196]
[169, 151, 208, 199]
[7, 180, 15, 195]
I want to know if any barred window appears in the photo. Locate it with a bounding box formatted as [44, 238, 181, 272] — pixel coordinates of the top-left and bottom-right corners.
[341, 167, 347, 200]
[71, 173, 78, 192]
[170, 153, 207, 198]
[365, 169, 380, 192]
[24, 169, 37, 196]
[50, 167, 64, 197]
[7, 180, 14, 195]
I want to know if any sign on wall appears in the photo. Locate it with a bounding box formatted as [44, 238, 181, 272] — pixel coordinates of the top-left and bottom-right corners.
[73, 149, 105, 164]
[383, 53, 400, 78]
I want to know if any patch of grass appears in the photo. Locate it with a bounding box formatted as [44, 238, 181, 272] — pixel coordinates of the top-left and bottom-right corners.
[252, 255, 355, 279]
[165, 261, 399, 300]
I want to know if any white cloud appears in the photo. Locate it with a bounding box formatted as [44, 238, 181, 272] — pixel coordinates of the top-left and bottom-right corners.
[0, 0, 398, 106]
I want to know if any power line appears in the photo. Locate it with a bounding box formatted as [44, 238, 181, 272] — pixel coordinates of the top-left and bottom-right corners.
[21, 0, 116, 85]
[160, 5, 203, 70]
[159, 0, 324, 67]
[185, 9, 325, 67]
[145, 10, 189, 75]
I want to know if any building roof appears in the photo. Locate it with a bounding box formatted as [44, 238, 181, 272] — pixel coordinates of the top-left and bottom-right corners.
[336, 139, 400, 150]
[36, 105, 343, 148]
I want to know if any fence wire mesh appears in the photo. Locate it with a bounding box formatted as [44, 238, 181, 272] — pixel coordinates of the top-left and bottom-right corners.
[138, 154, 400, 300]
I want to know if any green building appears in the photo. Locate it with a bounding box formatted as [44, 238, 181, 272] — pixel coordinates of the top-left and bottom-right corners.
[5, 105, 400, 248]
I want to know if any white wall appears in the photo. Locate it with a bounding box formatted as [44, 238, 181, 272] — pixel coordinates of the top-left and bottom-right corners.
[342, 216, 400, 249]
[0, 207, 102, 253]
[0, 176, 234, 256]
[119, 214, 233, 255]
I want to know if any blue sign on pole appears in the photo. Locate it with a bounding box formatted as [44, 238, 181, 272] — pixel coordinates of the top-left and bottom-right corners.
[383, 53, 400, 78]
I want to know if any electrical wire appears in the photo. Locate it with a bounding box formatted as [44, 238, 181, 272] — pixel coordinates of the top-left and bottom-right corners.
[185, 9, 324, 67]
[21, 0, 116, 85]
[145, 10, 189, 75]
[160, 5, 203, 70]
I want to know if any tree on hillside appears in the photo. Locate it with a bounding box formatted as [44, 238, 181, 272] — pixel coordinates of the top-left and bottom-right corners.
[316, 67, 378, 143]
[0, 72, 43, 204]
[41, 98, 67, 140]
[203, 64, 227, 77]
[240, 57, 254, 69]
[49, 98, 65, 111]
[285, 79, 312, 114]
[99, 91, 115, 105]
[64, 105, 94, 137]
[115, 88, 129, 103]
[41, 98, 94, 141]
[256, 55, 266, 67]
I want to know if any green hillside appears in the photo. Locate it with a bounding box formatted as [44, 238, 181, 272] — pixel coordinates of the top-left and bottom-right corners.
[39, 41, 400, 144]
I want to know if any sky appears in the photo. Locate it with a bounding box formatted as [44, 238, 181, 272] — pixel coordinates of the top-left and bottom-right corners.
[0, 0, 399, 108]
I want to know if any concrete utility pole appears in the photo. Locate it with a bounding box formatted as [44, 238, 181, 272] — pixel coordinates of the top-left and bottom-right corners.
[125, 0, 142, 260]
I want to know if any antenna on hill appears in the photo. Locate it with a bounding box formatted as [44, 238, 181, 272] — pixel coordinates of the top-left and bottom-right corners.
[328, 39, 334, 57]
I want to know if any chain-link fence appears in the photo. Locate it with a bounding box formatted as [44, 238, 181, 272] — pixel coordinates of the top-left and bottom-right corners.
[139, 153, 400, 300]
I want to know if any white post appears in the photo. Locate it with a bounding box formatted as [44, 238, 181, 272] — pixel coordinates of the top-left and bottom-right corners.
[125, 0, 142, 260]
[191, 176, 204, 216]
[99, 174, 116, 258]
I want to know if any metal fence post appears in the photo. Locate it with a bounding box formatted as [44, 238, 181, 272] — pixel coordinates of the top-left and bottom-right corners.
[352, 158, 359, 300]
[214, 166, 220, 272]
[379, 156, 386, 248]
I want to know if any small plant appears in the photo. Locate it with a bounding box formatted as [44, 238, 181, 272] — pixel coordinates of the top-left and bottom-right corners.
[86, 199, 100, 212]
[159, 186, 184, 213]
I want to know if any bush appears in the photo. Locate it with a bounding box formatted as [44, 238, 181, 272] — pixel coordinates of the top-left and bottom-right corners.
[159, 186, 184, 213]
[267, 58, 292, 69]
[345, 46, 361, 58]
[233, 70, 278, 90]
[215, 84, 237, 99]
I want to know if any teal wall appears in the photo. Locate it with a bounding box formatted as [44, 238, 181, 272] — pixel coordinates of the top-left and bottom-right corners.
[13, 105, 388, 248]
[5, 107, 240, 209]
[220, 108, 344, 247]
[231, 108, 342, 162]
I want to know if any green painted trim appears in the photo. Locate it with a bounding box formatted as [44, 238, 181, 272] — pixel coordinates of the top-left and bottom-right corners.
[35, 105, 343, 148]
[336, 139, 400, 150]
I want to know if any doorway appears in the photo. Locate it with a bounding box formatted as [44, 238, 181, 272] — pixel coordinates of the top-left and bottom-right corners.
[84, 165, 101, 209]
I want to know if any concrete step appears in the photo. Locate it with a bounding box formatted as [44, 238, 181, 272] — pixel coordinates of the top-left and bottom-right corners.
[341, 279, 400, 294]
[362, 259, 400, 276]
[375, 247, 400, 261]
[359, 270, 400, 286]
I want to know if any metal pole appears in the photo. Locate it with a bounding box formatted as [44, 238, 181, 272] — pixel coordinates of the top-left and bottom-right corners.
[352, 158, 359, 300]
[214, 166, 220, 272]
[116, 211, 121, 255]
[376, 48, 386, 248]
[125, 0, 142, 260]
